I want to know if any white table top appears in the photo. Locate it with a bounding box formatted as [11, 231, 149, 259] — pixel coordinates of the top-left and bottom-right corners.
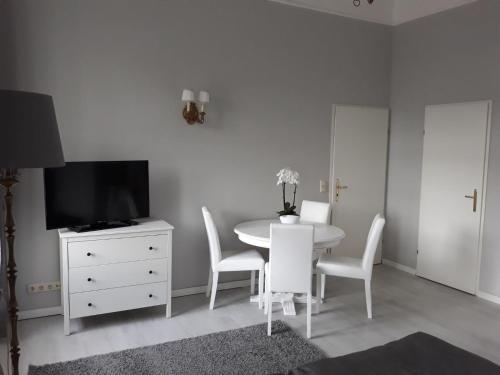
[234, 219, 345, 249]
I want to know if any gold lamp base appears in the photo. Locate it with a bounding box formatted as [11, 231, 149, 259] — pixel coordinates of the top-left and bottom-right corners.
[182, 102, 206, 125]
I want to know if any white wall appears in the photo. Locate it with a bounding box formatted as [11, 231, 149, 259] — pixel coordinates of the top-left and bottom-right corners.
[0, 0, 392, 311]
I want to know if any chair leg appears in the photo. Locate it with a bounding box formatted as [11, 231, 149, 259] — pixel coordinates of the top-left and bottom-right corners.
[365, 279, 372, 319]
[258, 269, 264, 309]
[306, 292, 312, 339]
[264, 263, 269, 314]
[250, 270, 256, 295]
[321, 273, 326, 301]
[206, 267, 212, 297]
[267, 289, 272, 336]
[316, 272, 322, 313]
[209, 272, 219, 310]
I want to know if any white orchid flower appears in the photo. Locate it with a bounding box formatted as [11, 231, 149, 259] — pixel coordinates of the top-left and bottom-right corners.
[276, 167, 293, 185]
[290, 171, 300, 185]
[276, 167, 300, 217]
[276, 168, 300, 185]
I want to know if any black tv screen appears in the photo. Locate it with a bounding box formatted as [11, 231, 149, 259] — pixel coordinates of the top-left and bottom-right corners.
[44, 161, 150, 230]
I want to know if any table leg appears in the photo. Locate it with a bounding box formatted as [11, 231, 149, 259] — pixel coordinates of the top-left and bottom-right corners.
[250, 293, 297, 315]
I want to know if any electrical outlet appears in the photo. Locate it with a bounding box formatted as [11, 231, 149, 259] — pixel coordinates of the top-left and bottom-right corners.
[28, 281, 61, 294]
[320, 180, 329, 193]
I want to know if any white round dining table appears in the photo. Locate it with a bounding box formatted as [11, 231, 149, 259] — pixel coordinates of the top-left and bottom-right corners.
[234, 219, 346, 249]
[234, 219, 346, 316]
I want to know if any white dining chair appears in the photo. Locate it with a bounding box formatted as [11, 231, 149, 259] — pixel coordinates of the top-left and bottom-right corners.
[202, 207, 265, 310]
[316, 214, 385, 319]
[266, 223, 315, 339]
[318, 213, 383, 301]
[300, 200, 331, 224]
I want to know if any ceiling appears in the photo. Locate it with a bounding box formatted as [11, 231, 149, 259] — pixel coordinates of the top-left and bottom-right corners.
[268, 0, 477, 25]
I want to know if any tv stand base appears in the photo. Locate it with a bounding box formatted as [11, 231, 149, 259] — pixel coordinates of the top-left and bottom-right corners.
[58, 219, 174, 335]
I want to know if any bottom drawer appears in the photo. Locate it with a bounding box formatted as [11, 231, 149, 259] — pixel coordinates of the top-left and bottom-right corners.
[70, 282, 167, 319]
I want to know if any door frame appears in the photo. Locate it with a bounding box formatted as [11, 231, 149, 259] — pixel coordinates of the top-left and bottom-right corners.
[329, 104, 390, 207]
[417, 100, 492, 295]
[328, 104, 338, 206]
[476, 100, 492, 294]
[328, 104, 390, 260]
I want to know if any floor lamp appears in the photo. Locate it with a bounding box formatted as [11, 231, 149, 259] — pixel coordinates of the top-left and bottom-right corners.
[0, 90, 64, 375]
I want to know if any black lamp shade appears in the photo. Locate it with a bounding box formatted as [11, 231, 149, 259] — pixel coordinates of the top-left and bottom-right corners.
[0, 90, 65, 168]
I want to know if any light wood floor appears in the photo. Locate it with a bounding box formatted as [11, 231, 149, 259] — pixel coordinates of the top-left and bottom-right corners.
[19, 265, 500, 374]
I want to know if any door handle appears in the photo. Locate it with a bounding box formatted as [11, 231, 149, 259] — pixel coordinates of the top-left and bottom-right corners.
[464, 189, 477, 213]
[335, 178, 348, 202]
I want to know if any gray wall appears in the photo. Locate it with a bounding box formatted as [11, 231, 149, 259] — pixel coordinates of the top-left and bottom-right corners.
[0, 0, 391, 311]
[385, 0, 500, 296]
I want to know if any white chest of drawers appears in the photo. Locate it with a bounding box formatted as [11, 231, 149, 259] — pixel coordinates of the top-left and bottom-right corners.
[59, 219, 174, 335]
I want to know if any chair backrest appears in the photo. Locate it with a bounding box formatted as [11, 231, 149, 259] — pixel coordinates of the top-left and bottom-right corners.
[366, 213, 381, 241]
[201, 207, 222, 270]
[300, 200, 331, 224]
[269, 223, 314, 293]
[361, 215, 386, 273]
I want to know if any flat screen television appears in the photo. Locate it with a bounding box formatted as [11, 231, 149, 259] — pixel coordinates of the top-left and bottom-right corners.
[44, 161, 150, 232]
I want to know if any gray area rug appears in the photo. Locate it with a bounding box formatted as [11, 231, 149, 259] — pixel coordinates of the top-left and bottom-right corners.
[28, 320, 325, 375]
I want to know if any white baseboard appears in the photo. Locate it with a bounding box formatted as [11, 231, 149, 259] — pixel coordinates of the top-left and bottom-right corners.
[382, 258, 416, 275]
[172, 279, 252, 297]
[477, 290, 500, 305]
[19, 279, 254, 320]
[382, 260, 500, 305]
[18, 305, 63, 320]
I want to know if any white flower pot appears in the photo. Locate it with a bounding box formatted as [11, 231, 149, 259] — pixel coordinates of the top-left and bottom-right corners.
[279, 215, 300, 224]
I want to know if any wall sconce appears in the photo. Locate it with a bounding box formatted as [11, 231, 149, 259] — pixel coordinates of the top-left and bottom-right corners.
[353, 0, 374, 6]
[181, 89, 210, 125]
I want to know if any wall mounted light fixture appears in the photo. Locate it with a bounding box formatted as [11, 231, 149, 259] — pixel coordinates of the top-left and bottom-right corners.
[353, 0, 374, 7]
[181, 89, 210, 125]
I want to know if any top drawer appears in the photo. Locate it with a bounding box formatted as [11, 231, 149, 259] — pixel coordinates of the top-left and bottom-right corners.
[68, 234, 168, 268]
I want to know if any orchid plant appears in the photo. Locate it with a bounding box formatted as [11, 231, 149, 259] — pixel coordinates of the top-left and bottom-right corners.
[276, 168, 300, 217]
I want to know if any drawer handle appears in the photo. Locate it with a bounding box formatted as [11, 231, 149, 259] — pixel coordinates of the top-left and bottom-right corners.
[88, 302, 93, 307]
[149, 246, 154, 250]
[87, 277, 92, 282]
[149, 294, 153, 298]
[86, 252, 93, 257]
[149, 270, 153, 274]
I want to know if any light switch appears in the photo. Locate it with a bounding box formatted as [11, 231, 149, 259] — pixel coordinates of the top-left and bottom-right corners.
[320, 180, 328, 193]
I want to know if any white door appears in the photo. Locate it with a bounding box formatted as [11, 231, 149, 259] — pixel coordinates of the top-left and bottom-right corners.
[330, 105, 389, 263]
[417, 101, 491, 294]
